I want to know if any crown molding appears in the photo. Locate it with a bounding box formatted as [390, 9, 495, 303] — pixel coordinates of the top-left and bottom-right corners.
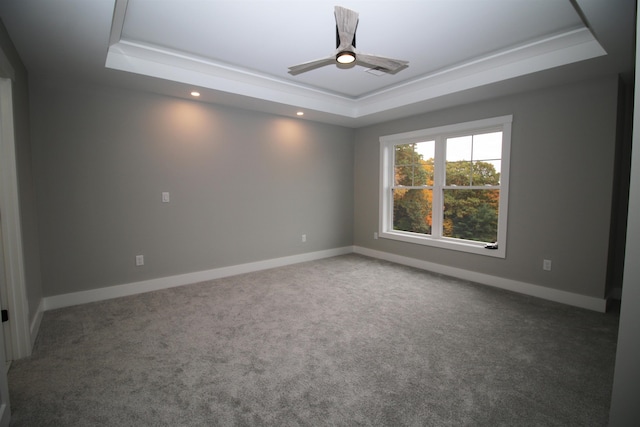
[106, 0, 605, 124]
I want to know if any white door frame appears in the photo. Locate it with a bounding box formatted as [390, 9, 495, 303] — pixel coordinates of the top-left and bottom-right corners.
[0, 54, 32, 361]
[0, 298, 9, 427]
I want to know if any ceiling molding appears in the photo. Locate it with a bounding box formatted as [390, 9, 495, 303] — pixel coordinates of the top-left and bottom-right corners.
[1, 0, 631, 128]
[106, 40, 358, 117]
[106, 25, 605, 121]
[107, 0, 128, 47]
[355, 28, 606, 117]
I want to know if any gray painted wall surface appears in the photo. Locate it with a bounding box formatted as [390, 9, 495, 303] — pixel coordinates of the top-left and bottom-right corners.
[0, 20, 43, 326]
[609, 11, 640, 424]
[30, 79, 354, 297]
[354, 77, 619, 299]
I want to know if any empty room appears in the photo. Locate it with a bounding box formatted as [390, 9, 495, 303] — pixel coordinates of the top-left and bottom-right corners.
[0, 0, 639, 425]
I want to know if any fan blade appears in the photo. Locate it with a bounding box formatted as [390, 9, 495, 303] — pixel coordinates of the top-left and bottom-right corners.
[334, 6, 359, 48]
[288, 55, 336, 75]
[356, 53, 409, 73]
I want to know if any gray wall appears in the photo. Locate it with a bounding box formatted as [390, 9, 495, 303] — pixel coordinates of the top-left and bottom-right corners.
[0, 20, 43, 326]
[354, 76, 619, 299]
[30, 78, 354, 297]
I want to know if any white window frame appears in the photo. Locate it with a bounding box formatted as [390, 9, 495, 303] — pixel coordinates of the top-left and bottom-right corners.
[379, 115, 512, 258]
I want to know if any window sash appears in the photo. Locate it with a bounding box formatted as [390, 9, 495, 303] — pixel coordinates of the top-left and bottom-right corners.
[380, 115, 512, 258]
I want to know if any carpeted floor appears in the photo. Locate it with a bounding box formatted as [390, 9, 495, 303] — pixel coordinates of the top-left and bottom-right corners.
[8, 254, 619, 426]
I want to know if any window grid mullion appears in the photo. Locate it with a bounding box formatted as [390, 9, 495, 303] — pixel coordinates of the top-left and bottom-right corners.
[442, 185, 501, 190]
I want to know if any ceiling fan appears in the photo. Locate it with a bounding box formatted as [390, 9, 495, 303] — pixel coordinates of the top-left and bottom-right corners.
[288, 6, 409, 75]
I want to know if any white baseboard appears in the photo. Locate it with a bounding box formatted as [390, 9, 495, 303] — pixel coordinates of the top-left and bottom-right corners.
[354, 246, 607, 312]
[43, 246, 354, 311]
[41, 244, 607, 314]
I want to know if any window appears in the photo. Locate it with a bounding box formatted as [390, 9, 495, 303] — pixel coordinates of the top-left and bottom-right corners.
[379, 116, 512, 258]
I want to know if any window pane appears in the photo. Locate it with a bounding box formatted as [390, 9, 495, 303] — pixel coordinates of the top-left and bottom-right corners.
[394, 142, 434, 186]
[395, 165, 413, 186]
[443, 189, 499, 243]
[446, 160, 472, 186]
[392, 188, 432, 235]
[472, 160, 501, 185]
[446, 136, 472, 161]
[412, 166, 429, 186]
[446, 132, 502, 186]
[415, 141, 435, 185]
[473, 132, 502, 163]
[415, 141, 435, 162]
[394, 144, 413, 165]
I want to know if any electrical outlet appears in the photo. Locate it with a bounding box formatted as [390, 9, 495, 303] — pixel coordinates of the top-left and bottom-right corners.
[162, 192, 170, 203]
[136, 255, 144, 266]
[543, 259, 552, 271]
[301, 234, 307, 243]
[374, 232, 378, 239]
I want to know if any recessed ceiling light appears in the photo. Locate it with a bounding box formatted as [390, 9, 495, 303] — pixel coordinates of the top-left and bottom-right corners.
[190, 91, 200, 97]
[296, 111, 304, 116]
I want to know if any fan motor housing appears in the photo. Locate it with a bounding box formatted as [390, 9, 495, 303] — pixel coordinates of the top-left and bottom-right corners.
[336, 27, 355, 48]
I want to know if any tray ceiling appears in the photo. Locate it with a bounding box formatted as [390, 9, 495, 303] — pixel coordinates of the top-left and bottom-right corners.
[0, 0, 634, 127]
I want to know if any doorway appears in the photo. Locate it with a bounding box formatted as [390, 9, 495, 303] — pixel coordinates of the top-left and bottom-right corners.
[0, 69, 37, 425]
[0, 77, 31, 362]
[0, 77, 12, 427]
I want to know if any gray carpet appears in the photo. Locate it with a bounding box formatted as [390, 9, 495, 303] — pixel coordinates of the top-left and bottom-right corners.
[8, 254, 619, 426]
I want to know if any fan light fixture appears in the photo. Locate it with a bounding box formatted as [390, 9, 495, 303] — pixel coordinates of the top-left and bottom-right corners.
[288, 6, 408, 76]
[336, 50, 356, 64]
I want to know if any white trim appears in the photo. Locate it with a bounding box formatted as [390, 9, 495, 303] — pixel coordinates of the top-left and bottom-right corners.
[0, 43, 15, 81]
[0, 79, 32, 359]
[108, 0, 129, 47]
[379, 115, 514, 144]
[29, 299, 44, 348]
[43, 247, 353, 311]
[379, 115, 511, 258]
[105, 2, 605, 123]
[41, 245, 607, 314]
[353, 246, 607, 312]
[105, 41, 357, 118]
[0, 401, 7, 427]
[356, 28, 605, 117]
[497, 120, 512, 252]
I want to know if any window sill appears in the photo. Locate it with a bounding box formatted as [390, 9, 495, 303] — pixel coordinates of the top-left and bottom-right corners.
[379, 230, 506, 258]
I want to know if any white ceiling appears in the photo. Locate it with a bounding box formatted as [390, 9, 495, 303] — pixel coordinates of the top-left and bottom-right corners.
[0, 0, 635, 127]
